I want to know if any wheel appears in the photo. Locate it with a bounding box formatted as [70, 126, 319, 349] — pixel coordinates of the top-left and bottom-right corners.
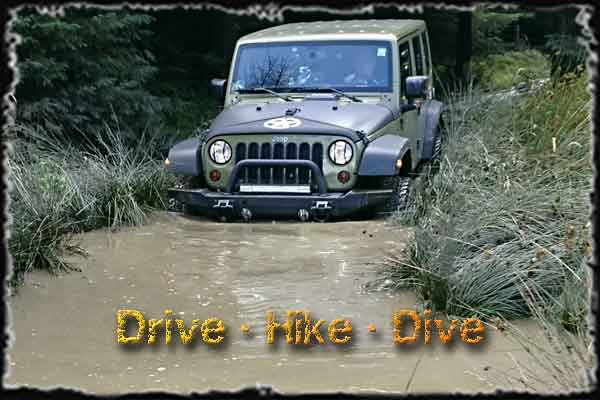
[432, 116, 445, 162]
[389, 176, 411, 211]
[375, 175, 412, 217]
[432, 131, 442, 160]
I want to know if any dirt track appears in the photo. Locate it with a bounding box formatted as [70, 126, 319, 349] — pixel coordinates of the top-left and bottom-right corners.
[6, 213, 541, 394]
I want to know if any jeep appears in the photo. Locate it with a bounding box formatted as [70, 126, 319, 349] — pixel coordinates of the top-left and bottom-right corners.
[165, 19, 443, 221]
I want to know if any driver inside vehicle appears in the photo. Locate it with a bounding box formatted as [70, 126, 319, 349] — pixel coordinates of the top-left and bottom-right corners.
[343, 47, 379, 85]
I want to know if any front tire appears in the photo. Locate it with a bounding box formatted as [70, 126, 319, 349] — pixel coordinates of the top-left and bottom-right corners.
[375, 175, 412, 217]
[432, 115, 445, 162]
[432, 131, 442, 161]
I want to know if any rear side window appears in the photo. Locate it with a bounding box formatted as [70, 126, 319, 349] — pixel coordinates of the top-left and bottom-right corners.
[412, 36, 423, 75]
[422, 32, 430, 76]
[398, 41, 412, 96]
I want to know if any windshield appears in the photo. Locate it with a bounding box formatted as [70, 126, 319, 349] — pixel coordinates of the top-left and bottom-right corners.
[231, 40, 393, 93]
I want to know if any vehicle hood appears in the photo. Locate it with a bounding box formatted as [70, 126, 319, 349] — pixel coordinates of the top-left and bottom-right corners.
[205, 100, 395, 143]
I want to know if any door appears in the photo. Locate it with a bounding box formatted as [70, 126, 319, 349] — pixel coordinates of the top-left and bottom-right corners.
[399, 39, 419, 169]
[411, 32, 433, 161]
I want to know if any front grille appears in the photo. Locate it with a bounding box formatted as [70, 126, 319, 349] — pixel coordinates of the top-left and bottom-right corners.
[234, 142, 324, 187]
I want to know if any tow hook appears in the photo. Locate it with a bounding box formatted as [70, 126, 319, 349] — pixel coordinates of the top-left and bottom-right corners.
[298, 209, 310, 222]
[311, 201, 332, 222]
[240, 208, 252, 222]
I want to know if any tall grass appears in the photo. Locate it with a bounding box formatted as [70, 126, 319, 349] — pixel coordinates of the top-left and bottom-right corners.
[382, 73, 591, 332]
[471, 49, 550, 92]
[8, 124, 175, 286]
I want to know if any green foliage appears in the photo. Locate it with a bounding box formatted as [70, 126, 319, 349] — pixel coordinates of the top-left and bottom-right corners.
[512, 70, 590, 165]
[382, 76, 591, 331]
[14, 9, 163, 140]
[473, 8, 529, 55]
[37, 158, 69, 194]
[82, 127, 175, 228]
[469, 7, 584, 92]
[154, 85, 217, 143]
[471, 49, 550, 91]
[9, 153, 80, 283]
[545, 33, 587, 77]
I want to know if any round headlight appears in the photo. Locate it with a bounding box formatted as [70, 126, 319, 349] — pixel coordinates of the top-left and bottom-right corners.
[328, 140, 353, 165]
[209, 140, 232, 164]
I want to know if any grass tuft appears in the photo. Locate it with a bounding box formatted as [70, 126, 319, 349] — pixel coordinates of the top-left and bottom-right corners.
[382, 74, 591, 332]
[8, 123, 176, 286]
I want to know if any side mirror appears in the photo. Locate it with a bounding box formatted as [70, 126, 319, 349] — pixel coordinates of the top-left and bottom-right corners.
[405, 75, 429, 99]
[210, 78, 227, 105]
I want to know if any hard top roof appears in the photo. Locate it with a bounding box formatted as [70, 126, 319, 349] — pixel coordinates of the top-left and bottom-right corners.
[238, 19, 425, 43]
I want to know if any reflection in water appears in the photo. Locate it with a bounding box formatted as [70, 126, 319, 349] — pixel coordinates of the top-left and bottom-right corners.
[8, 213, 539, 394]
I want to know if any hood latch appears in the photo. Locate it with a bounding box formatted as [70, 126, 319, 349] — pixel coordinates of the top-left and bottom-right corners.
[285, 107, 301, 116]
[356, 130, 369, 145]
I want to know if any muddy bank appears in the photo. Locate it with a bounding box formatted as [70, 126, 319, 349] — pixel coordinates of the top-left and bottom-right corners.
[7, 213, 543, 394]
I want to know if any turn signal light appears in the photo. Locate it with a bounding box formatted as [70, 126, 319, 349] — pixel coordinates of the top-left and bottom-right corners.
[209, 170, 222, 182]
[395, 159, 403, 171]
[337, 170, 351, 184]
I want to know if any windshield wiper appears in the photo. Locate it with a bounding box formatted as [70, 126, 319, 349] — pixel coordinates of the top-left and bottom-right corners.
[287, 87, 362, 103]
[240, 87, 292, 102]
[321, 87, 363, 103]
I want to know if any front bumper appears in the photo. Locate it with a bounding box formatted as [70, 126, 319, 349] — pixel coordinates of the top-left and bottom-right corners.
[168, 188, 392, 219]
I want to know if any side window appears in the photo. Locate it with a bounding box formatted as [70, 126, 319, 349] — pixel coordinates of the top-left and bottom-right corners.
[422, 32, 431, 76]
[412, 36, 424, 75]
[398, 41, 412, 97]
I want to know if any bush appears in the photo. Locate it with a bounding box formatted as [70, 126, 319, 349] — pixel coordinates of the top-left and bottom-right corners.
[381, 75, 591, 332]
[472, 9, 528, 55]
[8, 124, 176, 285]
[471, 49, 550, 91]
[545, 33, 587, 78]
[13, 9, 164, 141]
[9, 152, 81, 283]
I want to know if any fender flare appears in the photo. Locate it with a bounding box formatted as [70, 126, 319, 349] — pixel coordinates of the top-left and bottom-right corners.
[357, 134, 411, 176]
[421, 99, 444, 161]
[166, 136, 202, 176]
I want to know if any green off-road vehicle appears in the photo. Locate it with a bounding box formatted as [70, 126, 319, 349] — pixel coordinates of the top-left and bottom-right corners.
[166, 19, 443, 221]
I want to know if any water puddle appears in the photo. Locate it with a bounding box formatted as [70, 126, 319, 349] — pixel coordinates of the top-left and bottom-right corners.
[6, 213, 550, 393]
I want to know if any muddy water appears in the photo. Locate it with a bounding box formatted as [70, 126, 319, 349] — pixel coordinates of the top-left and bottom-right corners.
[7, 213, 543, 394]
